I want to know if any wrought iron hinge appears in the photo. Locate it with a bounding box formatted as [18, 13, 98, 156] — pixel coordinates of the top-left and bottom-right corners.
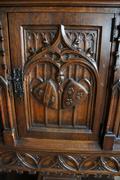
[8, 68, 24, 98]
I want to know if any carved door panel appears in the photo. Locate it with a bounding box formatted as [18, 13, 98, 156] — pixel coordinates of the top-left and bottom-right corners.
[8, 12, 113, 146]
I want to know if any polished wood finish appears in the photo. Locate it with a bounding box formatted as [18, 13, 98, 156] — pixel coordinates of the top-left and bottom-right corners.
[0, 0, 120, 178]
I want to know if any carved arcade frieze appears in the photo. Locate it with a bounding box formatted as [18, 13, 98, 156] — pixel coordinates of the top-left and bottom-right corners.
[0, 151, 120, 176]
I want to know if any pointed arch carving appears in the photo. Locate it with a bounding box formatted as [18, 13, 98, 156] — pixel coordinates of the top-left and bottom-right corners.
[22, 25, 98, 128]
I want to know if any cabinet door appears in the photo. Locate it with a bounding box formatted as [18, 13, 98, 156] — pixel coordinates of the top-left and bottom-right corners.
[8, 12, 113, 148]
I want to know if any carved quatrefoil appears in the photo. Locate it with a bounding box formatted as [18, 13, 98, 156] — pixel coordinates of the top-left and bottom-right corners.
[30, 78, 88, 109]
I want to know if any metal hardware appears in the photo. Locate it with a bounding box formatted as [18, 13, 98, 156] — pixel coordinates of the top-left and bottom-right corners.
[11, 68, 24, 98]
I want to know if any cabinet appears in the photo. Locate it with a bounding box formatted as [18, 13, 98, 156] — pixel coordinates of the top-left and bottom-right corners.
[0, 0, 120, 178]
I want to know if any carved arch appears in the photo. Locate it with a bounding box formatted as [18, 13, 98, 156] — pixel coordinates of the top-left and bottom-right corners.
[23, 25, 98, 75]
[22, 25, 98, 128]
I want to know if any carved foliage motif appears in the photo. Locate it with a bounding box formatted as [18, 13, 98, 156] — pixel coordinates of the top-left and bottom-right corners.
[24, 26, 99, 61]
[66, 30, 98, 59]
[24, 27, 57, 59]
[0, 151, 120, 175]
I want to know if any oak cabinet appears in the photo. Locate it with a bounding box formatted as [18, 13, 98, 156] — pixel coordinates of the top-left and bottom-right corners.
[0, 0, 120, 178]
[8, 12, 112, 143]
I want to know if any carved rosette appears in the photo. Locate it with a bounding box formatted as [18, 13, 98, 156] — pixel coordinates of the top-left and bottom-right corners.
[0, 151, 120, 176]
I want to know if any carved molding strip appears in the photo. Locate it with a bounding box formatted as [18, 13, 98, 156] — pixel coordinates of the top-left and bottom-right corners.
[0, 151, 120, 175]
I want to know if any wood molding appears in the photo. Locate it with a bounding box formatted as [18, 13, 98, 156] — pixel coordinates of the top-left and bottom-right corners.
[0, 0, 120, 7]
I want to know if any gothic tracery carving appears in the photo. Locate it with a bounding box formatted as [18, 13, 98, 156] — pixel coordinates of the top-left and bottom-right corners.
[0, 151, 120, 175]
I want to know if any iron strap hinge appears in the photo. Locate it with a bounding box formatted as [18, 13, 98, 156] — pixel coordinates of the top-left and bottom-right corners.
[8, 68, 24, 98]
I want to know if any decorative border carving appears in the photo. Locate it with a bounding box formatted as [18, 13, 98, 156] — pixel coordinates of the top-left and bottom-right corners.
[0, 151, 120, 175]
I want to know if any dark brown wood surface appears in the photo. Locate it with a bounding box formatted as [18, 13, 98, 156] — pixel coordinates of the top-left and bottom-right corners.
[0, 172, 114, 180]
[0, 0, 119, 178]
[0, 0, 120, 7]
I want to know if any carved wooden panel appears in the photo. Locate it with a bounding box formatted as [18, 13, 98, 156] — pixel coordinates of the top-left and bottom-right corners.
[23, 25, 98, 134]
[8, 12, 113, 142]
[23, 26, 100, 62]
